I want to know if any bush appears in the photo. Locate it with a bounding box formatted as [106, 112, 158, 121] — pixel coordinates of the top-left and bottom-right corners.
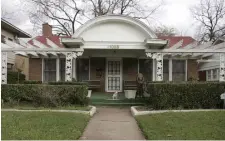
[1, 84, 89, 107]
[7, 71, 25, 84]
[146, 82, 225, 109]
[48, 81, 88, 86]
[23, 80, 42, 84]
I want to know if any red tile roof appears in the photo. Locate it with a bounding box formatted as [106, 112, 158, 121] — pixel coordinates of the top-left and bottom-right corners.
[158, 36, 196, 48]
[28, 35, 71, 48]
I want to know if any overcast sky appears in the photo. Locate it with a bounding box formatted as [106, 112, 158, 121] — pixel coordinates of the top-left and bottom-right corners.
[1, 0, 200, 37]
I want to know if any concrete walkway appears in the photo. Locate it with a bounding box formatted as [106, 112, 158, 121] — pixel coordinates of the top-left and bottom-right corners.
[80, 107, 145, 140]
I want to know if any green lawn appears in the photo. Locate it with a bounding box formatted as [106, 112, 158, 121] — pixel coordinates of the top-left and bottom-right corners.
[136, 111, 225, 140]
[2, 111, 90, 140]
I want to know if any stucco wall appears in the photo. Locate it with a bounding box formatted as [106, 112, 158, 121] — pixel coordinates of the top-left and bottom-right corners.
[29, 58, 42, 81]
[2, 29, 16, 64]
[79, 21, 150, 42]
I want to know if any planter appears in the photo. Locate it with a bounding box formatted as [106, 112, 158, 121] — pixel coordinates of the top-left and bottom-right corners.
[87, 90, 92, 98]
[124, 90, 137, 99]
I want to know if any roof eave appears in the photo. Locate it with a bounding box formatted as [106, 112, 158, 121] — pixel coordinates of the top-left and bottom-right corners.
[144, 39, 168, 49]
[1, 19, 32, 38]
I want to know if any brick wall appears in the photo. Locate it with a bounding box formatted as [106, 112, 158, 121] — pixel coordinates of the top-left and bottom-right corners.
[187, 59, 199, 80]
[29, 58, 42, 81]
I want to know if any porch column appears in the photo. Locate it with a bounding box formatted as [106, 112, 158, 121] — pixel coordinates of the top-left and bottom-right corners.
[56, 57, 60, 81]
[1, 52, 7, 84]
[65, 52, 73, 81]
[65, 52, 83, 82]
[220, 53, 225, 81]
[156, 53, 163, 81]
[146, 53, 164, 81]
[169, 58, 172, 81]
[72, 58, 77, 81]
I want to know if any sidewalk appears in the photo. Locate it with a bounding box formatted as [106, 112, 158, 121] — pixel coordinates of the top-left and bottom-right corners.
[80, 107, 145, 140]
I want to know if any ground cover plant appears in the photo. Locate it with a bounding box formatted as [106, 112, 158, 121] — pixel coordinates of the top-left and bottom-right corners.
[136, 111, 225, 140]
[2, 111, 90, 140]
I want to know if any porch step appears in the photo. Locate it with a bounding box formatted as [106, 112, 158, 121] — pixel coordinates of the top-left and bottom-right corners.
[90, 102, 145, 106]
[90, 99, 145, 106]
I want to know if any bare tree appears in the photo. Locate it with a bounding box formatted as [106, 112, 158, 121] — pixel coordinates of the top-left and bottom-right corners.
[191, 0, 225, 42]
[26, 0, 84, 36]
[84, 0, 163, 19]
[154, 25, 177, 36]
[24, 0, 163, 36]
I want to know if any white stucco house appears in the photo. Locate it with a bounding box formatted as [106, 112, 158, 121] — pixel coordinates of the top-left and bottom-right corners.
[1, 19, 32, 78]
[1, 15, 225, 92]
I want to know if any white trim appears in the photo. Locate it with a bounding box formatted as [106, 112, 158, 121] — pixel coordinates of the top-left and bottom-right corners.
[105, 58, 123, 92]
[185, 60, 188, 81]
[169, 58, 172, 81]
[145, 49, 225, 53]
[56, 58, 60, 81]
[42, 58, 44, 82]
[89, 57, 91, 80]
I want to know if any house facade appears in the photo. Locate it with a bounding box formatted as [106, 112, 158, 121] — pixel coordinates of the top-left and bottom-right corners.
[1, 19, 31, 77]
[26, 15, 201, 92]
[2, 15, 224, 92]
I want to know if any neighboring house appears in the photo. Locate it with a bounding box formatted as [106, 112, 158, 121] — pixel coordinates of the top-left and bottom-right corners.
[198, 37, 225, 81]
[1, 18, 32, 78]
[2, 15, 224, 90]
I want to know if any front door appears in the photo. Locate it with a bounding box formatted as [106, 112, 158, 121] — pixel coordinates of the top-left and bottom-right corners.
[106, 59, 122, 92]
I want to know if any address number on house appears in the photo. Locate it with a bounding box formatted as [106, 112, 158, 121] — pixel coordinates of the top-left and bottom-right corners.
[108, 45, 119, 49]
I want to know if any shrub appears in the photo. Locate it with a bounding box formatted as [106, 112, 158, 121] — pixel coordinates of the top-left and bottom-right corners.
[23, 80, 42, 84]
[7, 71, 25, 84]
[48, 81, 88, 86]
[1, 84, 89, 107]
[146, 82, 225, 109]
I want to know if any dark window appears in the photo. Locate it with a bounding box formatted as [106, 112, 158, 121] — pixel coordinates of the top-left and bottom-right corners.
[163, 60, 169, 81]
[77, 58, 89, 81]
[60, 59, 65, 81]
[7, 63, 14, 71]
[44, 59, 56, 82]
[139, 59, 152, 81]
[1, 35, 6, 43]
[8, 38, 13, 41]
[172, 60, 185, 81]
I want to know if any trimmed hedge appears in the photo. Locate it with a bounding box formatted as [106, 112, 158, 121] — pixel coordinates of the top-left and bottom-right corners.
[48, 81, 88, 86]
[147, 82, 225, 109]
[7, 71, 25, 84]
[1, 84, 89, 107]
[23, 80, 42, 84]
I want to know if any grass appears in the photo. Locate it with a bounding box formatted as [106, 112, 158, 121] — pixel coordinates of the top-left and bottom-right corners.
[2, 103, 91, 111]
[1, 111, 90, 140]
[136, 111, 225, 140]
